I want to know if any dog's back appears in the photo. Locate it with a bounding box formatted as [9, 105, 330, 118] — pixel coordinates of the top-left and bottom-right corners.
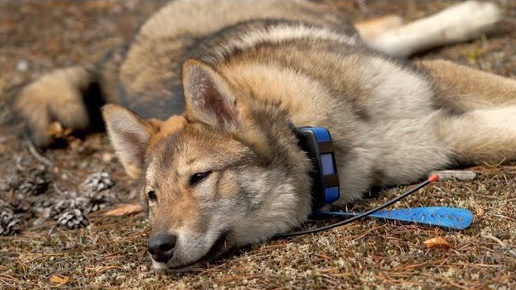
[118, 0, 358, 119]
[13, 0, 357, 145]
[13, 0, 503, 146]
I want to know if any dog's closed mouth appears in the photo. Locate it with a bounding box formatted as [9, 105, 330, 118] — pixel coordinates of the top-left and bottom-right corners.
[168, 231, 231, 270]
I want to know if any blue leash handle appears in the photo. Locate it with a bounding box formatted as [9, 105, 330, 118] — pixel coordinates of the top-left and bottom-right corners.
[314, 207, 474, 230]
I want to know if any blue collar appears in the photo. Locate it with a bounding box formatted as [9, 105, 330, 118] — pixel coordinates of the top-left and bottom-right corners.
[285, 126, 475, 235]
[292, 126, 340, 208]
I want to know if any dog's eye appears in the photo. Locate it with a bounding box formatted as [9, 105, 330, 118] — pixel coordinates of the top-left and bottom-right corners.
[189, 171, 212, 186]
[147, 190, 157, 202]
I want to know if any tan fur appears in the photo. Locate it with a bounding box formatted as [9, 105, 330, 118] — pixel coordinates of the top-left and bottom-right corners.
[13, 66, 94, 146]
[354, 15, 403, 40]
[12, 0, 515, 270]
[416, 60, 516, 164]
[363, 1, 502, 57]
[416, 60, 516, 110]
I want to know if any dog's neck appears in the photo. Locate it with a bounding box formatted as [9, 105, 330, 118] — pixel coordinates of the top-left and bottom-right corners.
[291, 125, 340, 209]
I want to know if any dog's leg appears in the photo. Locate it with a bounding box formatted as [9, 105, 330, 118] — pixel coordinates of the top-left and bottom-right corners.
[13, 66, 100, 146]
[436, 107, 516, 165]
[417, 60, 516, 165]
[361, 1, 502, 57]
[354, 15, 403, 41]
[12, 48, 123, 147]
[417, 59, 516, 110]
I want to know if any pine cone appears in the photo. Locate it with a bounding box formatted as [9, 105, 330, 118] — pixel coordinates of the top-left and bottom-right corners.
[0, 175, 21, 192]
[82, 172, 115, 193]
[0, 204, 21, 236]
[18, 167, 49, 196]
[56, 208, 89, 229]
[49, 196, 89, 220]
[80, 172, 115, 213]
[10, 199, 32, 214]
[31, 198, 54, 210]
[86, 192, 110, 213]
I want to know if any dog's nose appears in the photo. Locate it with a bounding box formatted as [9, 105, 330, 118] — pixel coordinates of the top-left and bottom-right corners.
[148, 233, 177, 263]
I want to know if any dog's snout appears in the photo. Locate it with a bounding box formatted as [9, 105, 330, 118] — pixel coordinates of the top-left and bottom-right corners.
[148, 233, 177, 263]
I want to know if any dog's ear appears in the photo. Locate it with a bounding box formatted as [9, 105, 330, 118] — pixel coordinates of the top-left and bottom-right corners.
[102, 104, 161, 178]
[182, 59, 241, 130]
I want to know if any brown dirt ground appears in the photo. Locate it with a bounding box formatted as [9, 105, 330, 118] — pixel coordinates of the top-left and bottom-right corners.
[0, 0, 515, 289]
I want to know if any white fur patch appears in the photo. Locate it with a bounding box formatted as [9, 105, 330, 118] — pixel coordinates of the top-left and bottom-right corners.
[366, 1, 501, 57]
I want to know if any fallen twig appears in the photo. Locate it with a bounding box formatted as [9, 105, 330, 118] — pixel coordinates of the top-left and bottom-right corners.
[24, 141, 54, 168]
[432, 170, 476, 181]
[483, 234, 516, 258]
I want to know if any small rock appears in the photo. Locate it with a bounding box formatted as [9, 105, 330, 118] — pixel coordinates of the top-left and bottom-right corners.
[102, 152, 115, 163]
[16, 59, 30, 72]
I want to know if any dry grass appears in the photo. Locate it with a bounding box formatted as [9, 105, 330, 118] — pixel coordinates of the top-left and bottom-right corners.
[1, 0, 515, 289]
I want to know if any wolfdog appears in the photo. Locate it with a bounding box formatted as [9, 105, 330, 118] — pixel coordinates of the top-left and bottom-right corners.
[13, 1, 516, 270]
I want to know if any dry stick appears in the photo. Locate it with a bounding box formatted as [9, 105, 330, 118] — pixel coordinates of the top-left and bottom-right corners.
[483, 234, 516, 258]
[52, 182, 66, 195]
[24, 141, 54, 168]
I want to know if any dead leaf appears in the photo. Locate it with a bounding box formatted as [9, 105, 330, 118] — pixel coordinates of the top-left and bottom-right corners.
[47, 121, 72, 139]
[104, 204, 143, 216]
[49, 275, 69, 286]
[46, 121, 83, 149]
[423, 236, 452, 249]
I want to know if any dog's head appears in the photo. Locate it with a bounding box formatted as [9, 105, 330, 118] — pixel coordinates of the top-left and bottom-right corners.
[102, 59, 312, 270]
